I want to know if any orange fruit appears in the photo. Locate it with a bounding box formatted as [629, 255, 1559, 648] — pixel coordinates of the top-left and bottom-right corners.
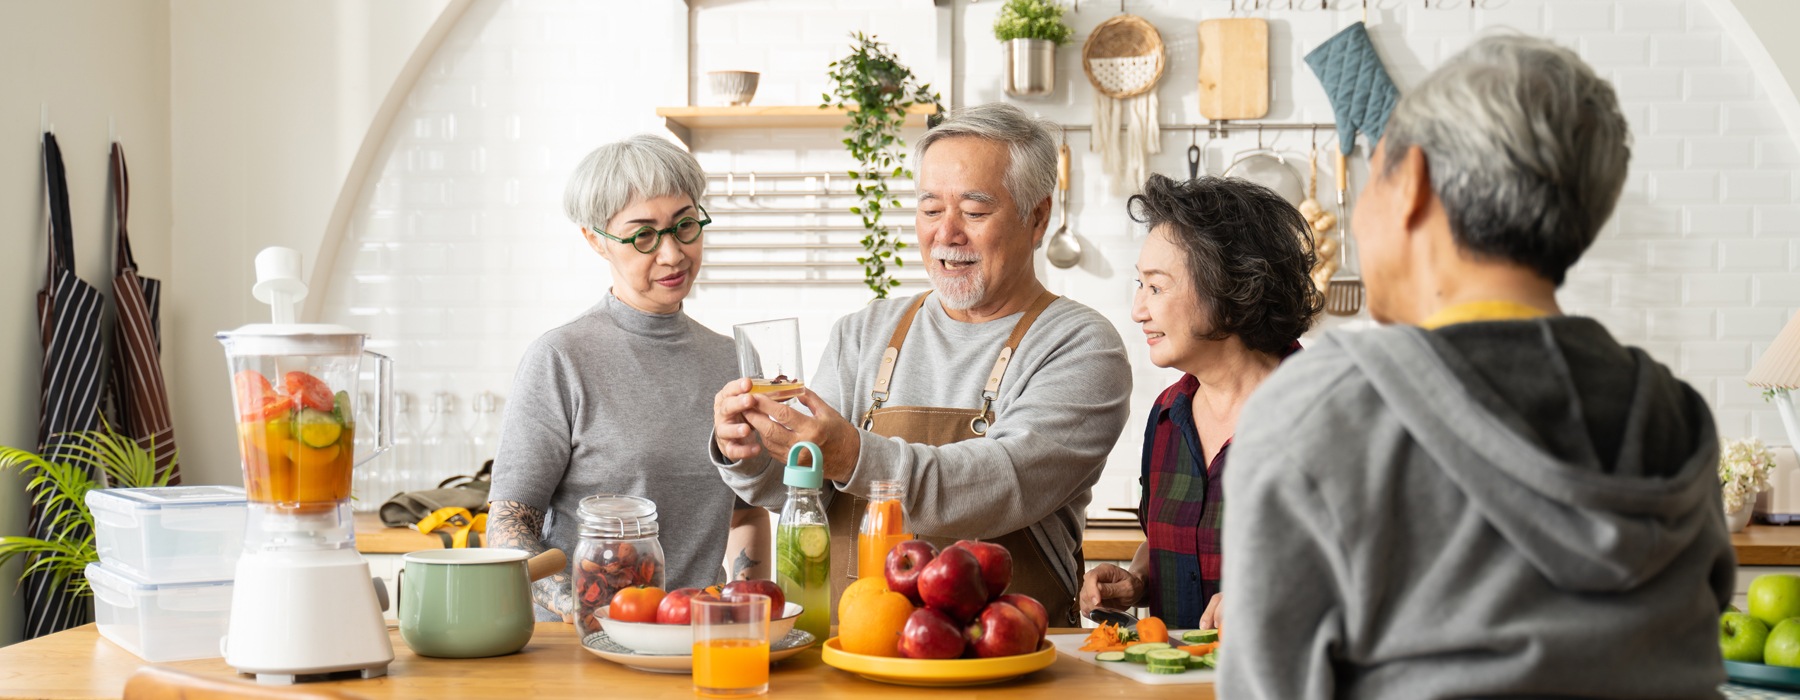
[837, 576, 915, 657]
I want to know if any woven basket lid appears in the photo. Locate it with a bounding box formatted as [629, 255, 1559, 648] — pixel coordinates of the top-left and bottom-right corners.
[1082, 14, 1166, 99]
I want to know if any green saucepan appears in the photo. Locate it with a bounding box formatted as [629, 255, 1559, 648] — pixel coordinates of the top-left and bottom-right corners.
[399, 547, 565, 658]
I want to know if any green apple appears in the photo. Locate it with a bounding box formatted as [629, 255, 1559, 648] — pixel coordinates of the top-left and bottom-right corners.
[1770, 619, 1800, 667]
[1750, 575, 1800, 628]
[1722, 612, 1770, 662]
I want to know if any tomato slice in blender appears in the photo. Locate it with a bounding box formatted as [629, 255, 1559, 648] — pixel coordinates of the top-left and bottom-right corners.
[233, 371, 276, 420]
[282, 371, 336, 413]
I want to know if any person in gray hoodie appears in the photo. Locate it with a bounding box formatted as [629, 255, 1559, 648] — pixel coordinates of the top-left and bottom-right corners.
[1219, 35, 1736, 699]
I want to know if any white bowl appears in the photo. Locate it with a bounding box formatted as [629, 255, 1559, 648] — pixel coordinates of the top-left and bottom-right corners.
[597, 602, 802, 655]
[707, 71, 760, 107]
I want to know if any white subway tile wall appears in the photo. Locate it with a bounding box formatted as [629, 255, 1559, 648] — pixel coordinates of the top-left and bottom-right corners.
[320, 0, 1800, 520]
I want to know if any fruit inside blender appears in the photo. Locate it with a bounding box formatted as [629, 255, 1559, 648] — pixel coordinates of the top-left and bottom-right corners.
[233, 368, 356, 511]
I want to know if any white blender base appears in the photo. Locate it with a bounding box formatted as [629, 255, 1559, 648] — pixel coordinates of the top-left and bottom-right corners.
[224, 548, 393, 684]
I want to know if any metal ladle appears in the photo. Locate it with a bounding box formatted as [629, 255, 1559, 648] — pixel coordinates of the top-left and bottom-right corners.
[1045, 130, 1081, 269]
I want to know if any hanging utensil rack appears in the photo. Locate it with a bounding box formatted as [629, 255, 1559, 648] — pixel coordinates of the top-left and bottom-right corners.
[697, 171, 933, 287]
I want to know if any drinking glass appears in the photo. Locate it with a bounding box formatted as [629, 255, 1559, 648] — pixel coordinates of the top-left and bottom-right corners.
[733, 318, 804, 400]
[693, 594, 770, 697]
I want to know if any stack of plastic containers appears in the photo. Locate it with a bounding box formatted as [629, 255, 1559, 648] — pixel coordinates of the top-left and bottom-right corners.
[84, 485, 247, 661]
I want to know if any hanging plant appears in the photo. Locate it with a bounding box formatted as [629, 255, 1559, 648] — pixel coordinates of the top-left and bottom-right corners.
[993, 0, 1075, 44]
[824, 32, 942, 299]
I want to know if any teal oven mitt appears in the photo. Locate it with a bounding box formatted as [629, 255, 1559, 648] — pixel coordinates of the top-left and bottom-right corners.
[1304, 22, 1400, 155]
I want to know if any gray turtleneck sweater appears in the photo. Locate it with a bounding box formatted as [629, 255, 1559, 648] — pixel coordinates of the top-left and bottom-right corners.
[490, 293, 743, 620]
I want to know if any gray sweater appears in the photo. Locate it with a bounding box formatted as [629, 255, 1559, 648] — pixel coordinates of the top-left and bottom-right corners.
[715, 294, 1132, 598]
[1221, 318, 1734, 699]
[490, 293, 744, 620]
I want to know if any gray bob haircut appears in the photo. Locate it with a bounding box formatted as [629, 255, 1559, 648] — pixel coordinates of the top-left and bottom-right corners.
[913, 103, 1059, 221]
[563, 134, 707, 231]
[1380, 34, 1630, 286]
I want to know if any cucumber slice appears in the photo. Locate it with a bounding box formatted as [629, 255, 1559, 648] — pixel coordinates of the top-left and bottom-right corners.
[1122, 642, 1170, 663]
[296, 408, 343, 448]
[1094, 651, 1126, 662]
[1186, 654, 1208, 669]
[1145, 649, 1191, 666]
[797, 525, 829, 558]
[1182, 629, 1219, 644]
[1199, 651, 1218, 669]
[1147, 664, 1188, 674]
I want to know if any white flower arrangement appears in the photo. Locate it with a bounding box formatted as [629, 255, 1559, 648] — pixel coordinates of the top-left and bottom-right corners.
[1722, 437, 1777, 515]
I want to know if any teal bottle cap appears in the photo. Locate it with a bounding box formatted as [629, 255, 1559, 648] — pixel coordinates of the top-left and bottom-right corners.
[783, 441, 824, 489]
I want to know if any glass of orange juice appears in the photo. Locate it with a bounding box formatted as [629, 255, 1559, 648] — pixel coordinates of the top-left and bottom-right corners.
[857, 480, 911, 580]
[733, 318, 804, 400]
[693, 594, 770, 697]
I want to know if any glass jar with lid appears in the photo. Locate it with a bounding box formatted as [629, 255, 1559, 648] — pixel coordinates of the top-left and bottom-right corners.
[573, 494, 665, 637]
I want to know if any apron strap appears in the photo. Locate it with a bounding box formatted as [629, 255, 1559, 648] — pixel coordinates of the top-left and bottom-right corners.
[43, 133, 75, 284]
[972, 290, 1059, 435]
[110, 143, 137, 273]
[863, 291, 935, 428]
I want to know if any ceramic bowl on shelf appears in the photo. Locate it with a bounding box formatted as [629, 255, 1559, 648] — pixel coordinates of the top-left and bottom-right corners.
[707, 70, 760, 106]
[596, 602, 803, 655]
[819, 637, 1057, 686]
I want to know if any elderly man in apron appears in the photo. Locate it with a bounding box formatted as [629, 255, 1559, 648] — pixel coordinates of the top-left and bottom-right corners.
[712, 103, 1133, 626]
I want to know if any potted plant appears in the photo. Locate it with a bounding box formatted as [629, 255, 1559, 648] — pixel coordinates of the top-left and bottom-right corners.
[994, 0, 1075, 98]
[824, 32, 942, 300]
[0, 427, 177, 602]
[1722, 437, 1776, 532]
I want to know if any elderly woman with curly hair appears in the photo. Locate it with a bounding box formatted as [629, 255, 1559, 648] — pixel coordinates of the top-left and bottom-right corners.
[1079, 174, 1323, 631]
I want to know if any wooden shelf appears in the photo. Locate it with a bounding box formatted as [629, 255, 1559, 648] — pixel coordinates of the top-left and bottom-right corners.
[657, 104, 937, 145]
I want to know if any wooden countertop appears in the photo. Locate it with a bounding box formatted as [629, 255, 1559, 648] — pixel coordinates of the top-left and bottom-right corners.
[356, 513, 1152, 561]
[1731, 524, 1800, 565]
[0, 623, 1211, 699]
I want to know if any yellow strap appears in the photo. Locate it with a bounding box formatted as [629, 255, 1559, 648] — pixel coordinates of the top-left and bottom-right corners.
[415, 507, 474, 534]
[1419, 300, 1551, 330]
[416, 508, 489, 549]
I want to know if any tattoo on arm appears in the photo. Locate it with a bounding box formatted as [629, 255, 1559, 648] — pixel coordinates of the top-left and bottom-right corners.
[489, 500, 571, 619]
[731, 548, 761, 581]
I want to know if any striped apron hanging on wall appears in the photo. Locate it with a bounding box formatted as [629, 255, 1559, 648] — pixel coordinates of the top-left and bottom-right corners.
[26, 132, 107, 639]
[106, 143, 179, 483]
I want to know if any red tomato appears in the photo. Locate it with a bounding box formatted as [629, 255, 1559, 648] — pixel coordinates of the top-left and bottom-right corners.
[282, 371, 335, 413]
[233, 371, 274, 419]
[608, 585, 667, 623]
[254, 394, 295, 421]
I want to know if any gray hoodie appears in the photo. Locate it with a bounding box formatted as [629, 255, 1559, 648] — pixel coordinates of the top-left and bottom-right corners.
[1221, 318, 1735, 699]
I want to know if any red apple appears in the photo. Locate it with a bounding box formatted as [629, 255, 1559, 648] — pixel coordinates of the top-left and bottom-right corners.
[996, 593, 1048, 638]
[964, 601, 1041, 658]
[721, 579, 786, 619]
[898, 608, 966, 659]
[655, 588, 713, 625]
[948, 540, 1012, 600]
[884, 540, 939, 605]
[917, 546, 987, 623]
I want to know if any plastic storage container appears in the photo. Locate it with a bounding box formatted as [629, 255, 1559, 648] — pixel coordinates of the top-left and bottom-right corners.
[87, 486, 247, 584]
[86, 562, 234, 662]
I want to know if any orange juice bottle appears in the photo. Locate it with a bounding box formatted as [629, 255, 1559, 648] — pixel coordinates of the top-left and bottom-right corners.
[692, 638, 770, 696]
[857, 480, 911, 580]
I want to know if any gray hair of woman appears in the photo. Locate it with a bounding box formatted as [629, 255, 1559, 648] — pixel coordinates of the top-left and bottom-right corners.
[1379, 33, 1630, 286]
[563, 134, 707, 231]
[913, 103, 1059, 222]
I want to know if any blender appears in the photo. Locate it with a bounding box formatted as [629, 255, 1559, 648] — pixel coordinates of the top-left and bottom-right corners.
[219, 247, 395, 683]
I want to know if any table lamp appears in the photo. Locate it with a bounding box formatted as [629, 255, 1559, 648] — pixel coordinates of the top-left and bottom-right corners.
[1746, 311, 1800, 524]
[1748, 312, 1800, 446]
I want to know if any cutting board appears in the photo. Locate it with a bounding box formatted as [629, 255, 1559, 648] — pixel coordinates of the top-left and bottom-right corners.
[1197, 18, 1270, 120]
[1048, 633, 1218, 686]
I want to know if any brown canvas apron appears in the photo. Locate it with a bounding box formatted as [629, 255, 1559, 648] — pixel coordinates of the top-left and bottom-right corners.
[824, 290, 1082, 626]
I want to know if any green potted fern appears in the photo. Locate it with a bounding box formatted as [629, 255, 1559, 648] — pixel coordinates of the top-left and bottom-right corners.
[994, 0, 1074, 98]
[0, 427, 177, 601]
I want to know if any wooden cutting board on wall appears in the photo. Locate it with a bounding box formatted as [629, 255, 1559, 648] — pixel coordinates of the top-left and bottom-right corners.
[1197, 18, 1270, 120]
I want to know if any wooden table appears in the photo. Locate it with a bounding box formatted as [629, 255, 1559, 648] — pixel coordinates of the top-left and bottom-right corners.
[0, 624, 1210, 699]
[1731, 525, 1800, 565]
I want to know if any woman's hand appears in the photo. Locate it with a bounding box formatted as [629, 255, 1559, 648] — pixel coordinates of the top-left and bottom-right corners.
[1198, 593, 1223, 633]
[713, 378, 764, 462]
[1080, 563, 1145, 614]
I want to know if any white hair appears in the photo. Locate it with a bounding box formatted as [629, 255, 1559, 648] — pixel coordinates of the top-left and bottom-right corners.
[913, 103, 1059, 221]
[563, 134, 707, 231]
[1380, 34, 1630, 285]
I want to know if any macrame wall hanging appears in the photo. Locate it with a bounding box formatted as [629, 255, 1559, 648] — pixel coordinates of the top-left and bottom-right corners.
[1082, 14, 1166, 196]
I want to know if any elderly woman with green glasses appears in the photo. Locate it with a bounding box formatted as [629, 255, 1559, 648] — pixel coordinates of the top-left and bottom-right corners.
[488, 134, 770, 623]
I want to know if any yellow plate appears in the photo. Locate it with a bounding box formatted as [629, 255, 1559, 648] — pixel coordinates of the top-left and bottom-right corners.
[820, 637, 1056, 687]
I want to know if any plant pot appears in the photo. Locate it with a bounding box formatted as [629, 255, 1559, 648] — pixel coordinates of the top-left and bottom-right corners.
[1004, 39, 1056, 98]
[1729, 496, 1756, 533]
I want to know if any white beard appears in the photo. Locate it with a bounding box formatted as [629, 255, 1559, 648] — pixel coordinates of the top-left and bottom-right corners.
[928, 247, 986, 310]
